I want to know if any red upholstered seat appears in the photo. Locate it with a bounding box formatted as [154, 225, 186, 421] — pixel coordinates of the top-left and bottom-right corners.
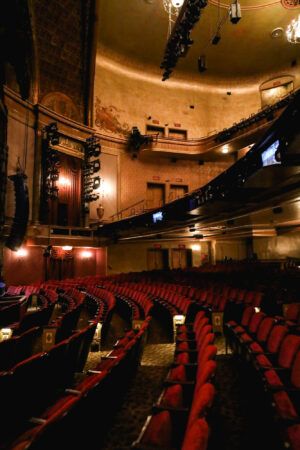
[290, 351, 300, 389]
[267, 325, 289, 354]
[256, 353, 272, 368]
[140, 411, 172, 448]
[197, 333, 215, 355]
[198, 345, 218, 367]
[264, 369, 284, 388]
[286, 424, 300, 450]
[167, 364, 187, 382]
[277, 335, 300, 369]
[175, 352, 190, 365]
[196, 360, 217, 389]
[182, 418, 209, 450]
[159, 384, 183, 408]
[188, 383, 215, 427]
[273, 390, 298, 420]
[249, 342, 264, 354]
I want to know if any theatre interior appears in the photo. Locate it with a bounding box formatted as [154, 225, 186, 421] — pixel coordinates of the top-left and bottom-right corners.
[1, 0, 300, 449]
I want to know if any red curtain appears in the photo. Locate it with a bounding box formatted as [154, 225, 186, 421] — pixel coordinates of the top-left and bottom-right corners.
[49, 152, 82, 226]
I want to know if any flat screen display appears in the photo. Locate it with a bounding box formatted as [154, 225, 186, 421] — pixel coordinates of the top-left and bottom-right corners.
[152, 211, 163, 224]
[261, 140, 281, 167]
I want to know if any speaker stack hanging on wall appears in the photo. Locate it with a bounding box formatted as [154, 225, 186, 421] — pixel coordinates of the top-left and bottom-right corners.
[5, 172, 29, 251]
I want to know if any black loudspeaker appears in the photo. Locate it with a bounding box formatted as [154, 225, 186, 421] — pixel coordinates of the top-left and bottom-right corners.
[5, 173, 29, 251]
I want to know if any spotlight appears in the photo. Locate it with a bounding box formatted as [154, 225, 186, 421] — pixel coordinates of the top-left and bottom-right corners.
[198, 55, 206, 73]
[229, 2, 241, 24]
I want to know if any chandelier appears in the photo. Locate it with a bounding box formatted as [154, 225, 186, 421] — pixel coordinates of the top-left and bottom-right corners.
[163, 0, 184, 36]
[286, 14, 300, 43]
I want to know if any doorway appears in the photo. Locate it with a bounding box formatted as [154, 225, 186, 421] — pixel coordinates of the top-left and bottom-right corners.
[147, 249, 169, 270]
[171, 248, 192, 269]
[146, 183, 165, 209]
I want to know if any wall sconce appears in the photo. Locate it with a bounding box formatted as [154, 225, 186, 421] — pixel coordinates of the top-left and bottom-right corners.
[0, 328, 13, 341]
[15, 248, 28, 257]
[62, 246, 73, 251]
[81, 250, 92, 258]
[191, 244, 201, 251]
[58, 176, 71, 187]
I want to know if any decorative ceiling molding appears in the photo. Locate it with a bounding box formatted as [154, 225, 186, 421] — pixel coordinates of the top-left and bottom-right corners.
[281, 0, 300, 8]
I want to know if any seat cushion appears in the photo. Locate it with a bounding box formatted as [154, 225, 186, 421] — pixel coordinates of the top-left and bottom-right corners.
[160, 384, 183, 408]
[264, 369, 284, 388]
[167, 364, 186, 382]
[273, 391, 298, 420]
[249, 342, 264, 354]
[141, 411, 172, 447]
[255, 354, 272, 368]
[286, 424, 300, 450]
[182, 418, 209, 450]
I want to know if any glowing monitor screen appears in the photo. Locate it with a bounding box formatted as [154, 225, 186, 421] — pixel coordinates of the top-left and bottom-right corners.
[261, 140, 281, 167]
[152, 211, 163, 224]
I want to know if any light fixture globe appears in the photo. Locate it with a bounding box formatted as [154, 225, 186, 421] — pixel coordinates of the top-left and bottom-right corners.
[163, 0, 183, 15]
[286, 15, 300, 43]
[171, 0, 184, 7]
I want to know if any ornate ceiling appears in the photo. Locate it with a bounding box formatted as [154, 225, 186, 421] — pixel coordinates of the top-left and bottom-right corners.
[97, 0, 300, 83]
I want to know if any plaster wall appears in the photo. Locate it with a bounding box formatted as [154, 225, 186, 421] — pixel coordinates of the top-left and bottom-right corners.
[215, 240, 247, 262]
[107, 240, 210, 274]
[95, 61, 263, 139]
[119, 152, 231, 212]
[253, 233, 300, 260]
[3, 246, 107, 285]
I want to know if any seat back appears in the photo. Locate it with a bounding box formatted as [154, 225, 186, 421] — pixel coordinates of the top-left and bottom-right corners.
[266, 325, 289, 354]
[291, 351, 300, 389]
[182, 418, 209, 450]
[188, 383, 215, 428]
[278, 335, 300, 369]
[241, 306, 255, 327]
[256, 317, 275, 344]
[247, 312, 266, 334]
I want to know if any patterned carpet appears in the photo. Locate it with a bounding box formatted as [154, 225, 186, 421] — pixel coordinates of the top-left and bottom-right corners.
[100, 343, 175, 450]
[81, 314, 283, 450]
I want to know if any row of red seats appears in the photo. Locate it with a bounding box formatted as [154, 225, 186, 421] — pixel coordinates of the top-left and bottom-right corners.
[0, 325, 40, 371]
[85, 286, 116, 323]
[225, 307, 300, 450]
[0, 321, 96, 448]
[7, 319, 151, 450]
[101, 282, 153, 320]
[133, 311, 217, 449]
[116, 281, 193, 317]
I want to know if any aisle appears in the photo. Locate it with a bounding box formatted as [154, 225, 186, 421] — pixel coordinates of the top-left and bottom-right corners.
[86, 313, 174, 449]
[100, 343, 175, 449]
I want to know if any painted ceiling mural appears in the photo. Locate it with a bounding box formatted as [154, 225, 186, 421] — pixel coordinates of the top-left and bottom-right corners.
[94, 97, 130, 137]
[281, 0, 300, 8]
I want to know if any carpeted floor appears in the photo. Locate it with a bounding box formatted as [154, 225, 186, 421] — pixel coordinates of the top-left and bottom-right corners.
[82, 314, 284, 450]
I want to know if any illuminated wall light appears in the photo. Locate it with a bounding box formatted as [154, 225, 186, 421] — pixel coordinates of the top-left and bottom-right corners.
[81, 250, 93, 258]
[58, 176, 71, 187]
[171, 0, 184, 6]
[191, 244, 201, 251]
[221, 145, 229, 154]
[15, 248, 28, 257]
[97, 179, 114, 198]
[0, 328, 13, 341]
[62, 246, 73, 251]
[254, 307, 261, 313]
